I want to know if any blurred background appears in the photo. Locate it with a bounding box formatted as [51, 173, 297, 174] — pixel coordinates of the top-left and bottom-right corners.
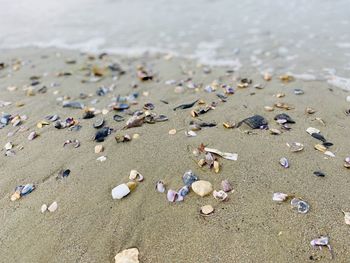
[0, 0, 349, 75]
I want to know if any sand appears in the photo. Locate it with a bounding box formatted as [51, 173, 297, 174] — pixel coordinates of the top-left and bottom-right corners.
[1, 47, 350, 262]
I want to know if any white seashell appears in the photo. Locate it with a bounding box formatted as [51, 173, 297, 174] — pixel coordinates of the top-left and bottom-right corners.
[347, 96, 350, 102]
[324, 151, 335, 157]
[96, 156, 107, 162]
[28, 131, 37, 140]
[41, 204, 48, 213]
[272, 192, 288, 202]
[213, 190, 228, 201]
[191, 180, 213, 197]
[343, 211, 350, 225]
[185, 130, 197, 137]
[200, 205, 214, 215]
[4, 142, 13, 150]
[129, 170, 144, 182]
[112, 184, 130, 199]
[156, 181, 165, 193]
[94, 145, 104, 153]
[115, 248, 139, 263]
[48, 201, 58, 212]
[306, 127, 320, 135]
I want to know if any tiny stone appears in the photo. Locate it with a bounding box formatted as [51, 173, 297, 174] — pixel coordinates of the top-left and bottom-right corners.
[95, 145, 104, 153]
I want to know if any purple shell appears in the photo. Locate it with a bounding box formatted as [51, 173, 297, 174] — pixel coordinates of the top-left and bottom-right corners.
[167, 190, 178, 202]
[221, 180, 233, 192]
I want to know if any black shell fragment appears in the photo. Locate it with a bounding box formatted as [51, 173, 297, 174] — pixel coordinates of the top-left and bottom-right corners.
[311, 133, 326, 142]
[274, 113, 295, 124]
[237, 115, 268, 129]
[313, 171, 325, 177]
[94, 127, 112, 142]
[173, 100, 198, 111]
[113, 114, 125, 122]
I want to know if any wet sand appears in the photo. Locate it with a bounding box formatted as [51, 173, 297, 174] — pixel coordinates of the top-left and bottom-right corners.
[1, 48, 350, 262]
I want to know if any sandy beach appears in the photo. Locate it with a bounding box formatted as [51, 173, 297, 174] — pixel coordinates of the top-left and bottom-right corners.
[1, 47, 350, 262]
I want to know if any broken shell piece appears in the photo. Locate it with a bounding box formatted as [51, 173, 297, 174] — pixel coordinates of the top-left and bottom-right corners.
[182, 170, 198, 186]
[185, 130, 197, 137]
[221, 180, 233, 192]
[342, 211, 350, 225]
[191, 180, 213, 197]
[28, 131, 38, 140]
[112, 184, 131, 200]
[223, 122, 235, 129]
[48, 201, 58, 212]
[200, 205, 214, 216]
[287, 142, 304, 152]
[63, 139, 80, 148]
[272, 192, 288, 202]
[168, 129, 177, 135]
[156, 181, 165, 193]
[4, 142, 13, 150]
[37, 121, 49, 128]
[204, 147, 238, 161]
[213, 190, 228, 201]
[305, 107, 316, 114]
[314, 144, 327, 153]
[264, 106, 274, 111]
[213, 161, 220, 173]
[115, 248, 139, 263]
[96, 156, 107, 162]
[324, 151, 335, 158]
[129, 170, 144, 182]
[94, 145, 104, 153]
[306, 127, 320, 135]
[279, 157, 289, 168]
[269, 128, 281, 135]
[167, 189, 179, 202]
[126, 181, 137, 192]
[41, 204, 47, 213]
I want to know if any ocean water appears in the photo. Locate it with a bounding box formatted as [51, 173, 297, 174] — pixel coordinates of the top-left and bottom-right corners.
[0, 0, 349, 85]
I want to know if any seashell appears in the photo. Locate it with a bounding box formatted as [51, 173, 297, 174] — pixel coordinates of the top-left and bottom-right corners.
[96, 156, 107, 162]
[37, 121, 49, 128]
[279, 157, 289, 168]
[126, 181, 137, 192]
[82, 111, 95, 119]
[95, 145, 104, 153]
[178, 185, 190, 197]
[213, 161, 220, 173]
[167, 189, 178, 202]
[313, 171, 325, 177]
[129, 170, 144, 182]
[324, 151, 335, 157]
[314, 144, 326, 153]
[310, 236, 329, 247]
[48, 201, 58, 212]
[57, 169, 70, 179]
[323, 142, 333, 147]
[113, 114, 125, 122]
[62, 101, 84, 109]
[143, 103, 154, 110]
[115, 134, 132, 143]
[223, 122, 235, 129]
[264, 106, 274, 111]
[21, 184, 35, 196]
[115, 248, 139, 263]
[41, 204, 47, 213]
[182, 170, 198, 186]
[221, 180, 233, 192]
[46, 114, 59, 122]
[311, 133, 326, 142]
[5, 150, 15, 157]
[154, 114, 168, 122]
[10, 191, 21, 201]
[291, 198, 309, 214]
[213, 190, 228, 201]
[200, 205, 214, 216]
[306, 127, 320, 135]
[272, 192, 288, 202]
[113, 103, 129, 111]
[156, 181, 165, 193]
[191, 180, 213, 197]
[287, 142, 304, 152]
[342, 211, 350, 225]
[274, 113, 295, 124]
[28, 131, 38, 140]
[274, 102, 294, 110]
[269, 128, 281, 135]
[294, 89, 304, 95]
[237, 115, 268, 129]
[185, 130, 197, 137]
[93, 118, 104, 129]
[168, 129, 176, 135]
[94, 127, 111, 142]
[111, 184, 131, 200]
[305, 107, 316, 114]
[4, 142, 13, 150]
[275, 93, 285, 98]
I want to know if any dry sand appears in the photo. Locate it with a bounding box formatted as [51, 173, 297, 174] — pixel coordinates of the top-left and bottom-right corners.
[0, 48, 350, 262]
